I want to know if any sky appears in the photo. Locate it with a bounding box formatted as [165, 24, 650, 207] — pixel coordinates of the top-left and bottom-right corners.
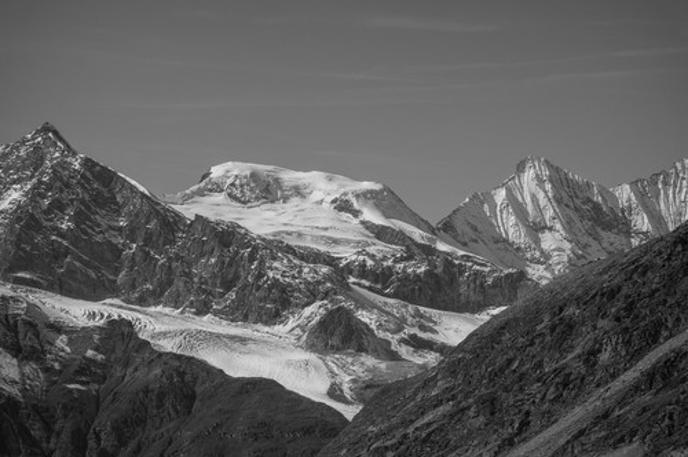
[1, 0, 687, 222]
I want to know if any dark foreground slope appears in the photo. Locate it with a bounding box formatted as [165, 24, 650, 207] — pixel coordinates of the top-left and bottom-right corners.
[321, 222, 688, 457]
[0, 290, 347, 457]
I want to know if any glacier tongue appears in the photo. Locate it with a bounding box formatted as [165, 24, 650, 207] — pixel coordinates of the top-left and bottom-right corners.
[8, 281, 489, 419]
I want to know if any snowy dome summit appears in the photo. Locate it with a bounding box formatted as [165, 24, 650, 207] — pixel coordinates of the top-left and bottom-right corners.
[169, 160, 467, 259]
[184, 161, 385, 205]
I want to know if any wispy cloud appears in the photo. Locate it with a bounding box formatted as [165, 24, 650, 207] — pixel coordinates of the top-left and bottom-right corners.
[611, 47, 688, 58]
[361, 16, 498, 33]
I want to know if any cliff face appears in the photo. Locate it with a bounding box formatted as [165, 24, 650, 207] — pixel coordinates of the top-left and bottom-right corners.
[321, 221, 688, 457]
[438, 156, 688, 282]
[0, 289, 347, 457]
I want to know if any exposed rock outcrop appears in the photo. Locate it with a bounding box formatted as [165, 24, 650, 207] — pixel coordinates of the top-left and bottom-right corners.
[305, 306, 401, 361]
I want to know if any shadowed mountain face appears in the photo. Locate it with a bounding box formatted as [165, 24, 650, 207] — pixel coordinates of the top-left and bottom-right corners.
[320, 221, 688, 457]
[0, 290, 347, 457]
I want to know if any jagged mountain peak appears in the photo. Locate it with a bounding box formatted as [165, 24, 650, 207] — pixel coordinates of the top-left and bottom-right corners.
[438, 155, 688, 281]
[611, 156, 688, 244]
[510, 155, 602, 192]
[3, 122, 79, 162]
[514, 154, 553, 172]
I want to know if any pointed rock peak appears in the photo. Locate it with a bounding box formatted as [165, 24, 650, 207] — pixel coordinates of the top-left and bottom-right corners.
[512, 156, 590, 185]
[26, 122, 73, 150]
[514, 155, 555, 174]
[37, 121, 59, 133]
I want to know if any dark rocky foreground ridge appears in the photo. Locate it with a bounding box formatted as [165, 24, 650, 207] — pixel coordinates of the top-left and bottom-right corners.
[0, 289, 347, 457]
[320, 221, 688, 456]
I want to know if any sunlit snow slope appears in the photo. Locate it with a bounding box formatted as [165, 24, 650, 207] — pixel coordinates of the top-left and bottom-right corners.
[4, 281, 489, 419]
[438, 156, 688, 281]
[168, 161, 472, 259]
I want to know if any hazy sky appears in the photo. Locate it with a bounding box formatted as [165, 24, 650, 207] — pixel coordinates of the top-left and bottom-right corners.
[1, 1, 687, 221]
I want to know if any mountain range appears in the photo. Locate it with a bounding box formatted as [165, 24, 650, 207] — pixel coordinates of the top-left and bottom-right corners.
[1, 123, 687, 456]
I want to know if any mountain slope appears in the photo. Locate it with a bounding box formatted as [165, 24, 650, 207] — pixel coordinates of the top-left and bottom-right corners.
[0, 123, 502, 416]
[320, 220, 688, 457]
[169, 160, 529, 313]
[169, 161, 438, 257]
[437, 156, 688, 281]
[0, 287, 347, 457]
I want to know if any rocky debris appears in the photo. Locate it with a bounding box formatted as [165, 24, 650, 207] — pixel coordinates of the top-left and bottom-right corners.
[0, 290, 347, 457]
[438, 156, 688, 281]
[320, 221, 688, 457]
[305, 306, 401, 361]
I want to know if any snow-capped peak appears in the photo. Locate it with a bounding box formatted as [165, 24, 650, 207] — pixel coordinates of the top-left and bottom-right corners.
[190, 161, 384, 206]
[170, 160, 463, 258]
[438, 156, 688, 282]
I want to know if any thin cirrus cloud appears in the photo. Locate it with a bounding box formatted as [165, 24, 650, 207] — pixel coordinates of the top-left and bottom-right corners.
[360, 16, 499, 33]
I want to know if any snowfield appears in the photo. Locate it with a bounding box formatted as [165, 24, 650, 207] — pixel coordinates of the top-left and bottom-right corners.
[1, 282, 492, 419]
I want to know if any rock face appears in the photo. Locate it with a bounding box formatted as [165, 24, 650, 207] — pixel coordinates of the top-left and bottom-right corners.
[305, 306, 401, 361]
[321, 221, 688, 457]
[339, 251, 529, 314]
[438, 156, 688, 282]
[0, 124, 347, 324]
[0, 290, 347, 457]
